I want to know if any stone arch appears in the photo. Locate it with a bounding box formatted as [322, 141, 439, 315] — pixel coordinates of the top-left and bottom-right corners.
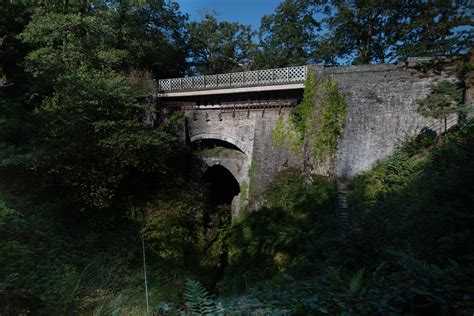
[201, 157, 241, 185]
[189, 133, 250, 157]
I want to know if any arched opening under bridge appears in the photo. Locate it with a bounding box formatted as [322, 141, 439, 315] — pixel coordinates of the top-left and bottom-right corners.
[202, 164, 240, 207]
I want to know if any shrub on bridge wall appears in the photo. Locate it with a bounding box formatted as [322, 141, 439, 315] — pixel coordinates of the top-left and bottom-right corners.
[271, 69, 347, 164]
[270, 113, 303, 155]
[271, 115, 286, 147]
[311, 78, 347, 163]
[416, 80, 465, 119]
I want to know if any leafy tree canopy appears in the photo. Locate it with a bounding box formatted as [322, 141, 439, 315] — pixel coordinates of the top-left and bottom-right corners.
[255, 0, 473, 67]
[188, 14, 255, 75]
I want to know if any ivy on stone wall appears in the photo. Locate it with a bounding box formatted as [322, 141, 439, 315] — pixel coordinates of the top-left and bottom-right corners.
[290, 68, 316, 139]
[271, 68, 347, 163]
[239, 181, 249, 205]
[271, 115, 287, 147]
[311, 79, 347, 162]
[247, 162, 256, 195]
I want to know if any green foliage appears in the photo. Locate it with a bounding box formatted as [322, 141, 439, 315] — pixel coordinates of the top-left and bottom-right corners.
[417, 80, 465, 118]
[247, 162, 256, 197]
[219, 122, 474, 315]
[143, 178, 232, 293]
[270, 114, 286, 147]
[223, 170, 336, 287]
[270, 113, 303, 155]
[256, 1, 473, 66]
[255, 0, 320, 68]
[277, 71, 347, 162]
[188, 14, 255, 75]
[320, 1, 472, 64]
[184, 278, 224, 315]
[290, 68, 316, 139]
[311, 78, 347, 162]
[351, 122, 474, 263]
[0, 2, 191, 314]
[270, 69, 318, 156]
[347, 268, 364, 295]
[144, 181, 206, 271]
[195, 146, 239, 158]
[239, 181, 249, 206]
[350, 142, 427, 210]
[1, 4, 180, 208]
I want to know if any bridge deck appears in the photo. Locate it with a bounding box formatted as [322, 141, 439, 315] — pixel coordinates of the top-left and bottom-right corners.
[158, 66, 307, 97]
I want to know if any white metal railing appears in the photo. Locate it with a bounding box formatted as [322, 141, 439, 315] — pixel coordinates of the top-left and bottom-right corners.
[158, 66, 307, 92]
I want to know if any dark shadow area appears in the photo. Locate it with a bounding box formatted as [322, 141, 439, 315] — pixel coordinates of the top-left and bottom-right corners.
[200, 165, 240, 292]
[202, 165, 240, 207]
[171, 89, 304, 106]
[192, 139, 244, 154]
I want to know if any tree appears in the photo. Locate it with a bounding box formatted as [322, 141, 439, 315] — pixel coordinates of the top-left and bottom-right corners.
[1, 4, 177, 208]
[255, 0, 473, 66]
[255, 0, 322, 68]
[111, 0, 189, 78]
[188, 14, 255, 75]
[0, 2, 31, 89]
[323, 0, 473, 64]
[397, 1, 473, 60]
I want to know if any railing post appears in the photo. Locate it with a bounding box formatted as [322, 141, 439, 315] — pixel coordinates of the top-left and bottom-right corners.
[286, 67, 289, 82]
[191, 77, 194, 90]
[217, 75, 219, 88]
[180, 78, 183, 90]
[257, 70, 259, 85]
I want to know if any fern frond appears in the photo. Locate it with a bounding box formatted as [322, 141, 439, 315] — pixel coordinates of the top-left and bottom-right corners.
[386, 249, 442, 275]
[348, 268, 365, 295]
[184, 278, 223, 315]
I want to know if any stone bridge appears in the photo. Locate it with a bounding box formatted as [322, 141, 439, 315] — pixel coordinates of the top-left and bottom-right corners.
[157, 63, 458, 217]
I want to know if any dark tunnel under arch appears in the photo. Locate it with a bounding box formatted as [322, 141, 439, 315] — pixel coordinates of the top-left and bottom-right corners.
[202, 164, 240, 207]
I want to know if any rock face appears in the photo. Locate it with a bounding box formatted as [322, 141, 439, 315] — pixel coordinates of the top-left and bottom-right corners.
[178, 61, 459, 215]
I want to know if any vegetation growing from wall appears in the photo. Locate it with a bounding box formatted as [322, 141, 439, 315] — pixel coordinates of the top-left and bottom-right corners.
[239, 181, 249, 205]
[271, 69, 347, 163]
[270, 114, 286, 147]
[247, 162, 257, 198]
[310, 78, 347, 162]
[290, 69, 317, 139]
[416, 80, 465, 118]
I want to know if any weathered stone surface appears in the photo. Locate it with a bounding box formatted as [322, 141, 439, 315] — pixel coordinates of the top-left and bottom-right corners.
[327, 63, 457, 179]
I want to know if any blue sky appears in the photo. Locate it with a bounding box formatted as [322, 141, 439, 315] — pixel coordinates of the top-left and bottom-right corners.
[176, 0, 282, 29]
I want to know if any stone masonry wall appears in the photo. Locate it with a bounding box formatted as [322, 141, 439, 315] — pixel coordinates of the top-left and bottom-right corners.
[326, 63, 457, 180]
[249, 109, 303, 208]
